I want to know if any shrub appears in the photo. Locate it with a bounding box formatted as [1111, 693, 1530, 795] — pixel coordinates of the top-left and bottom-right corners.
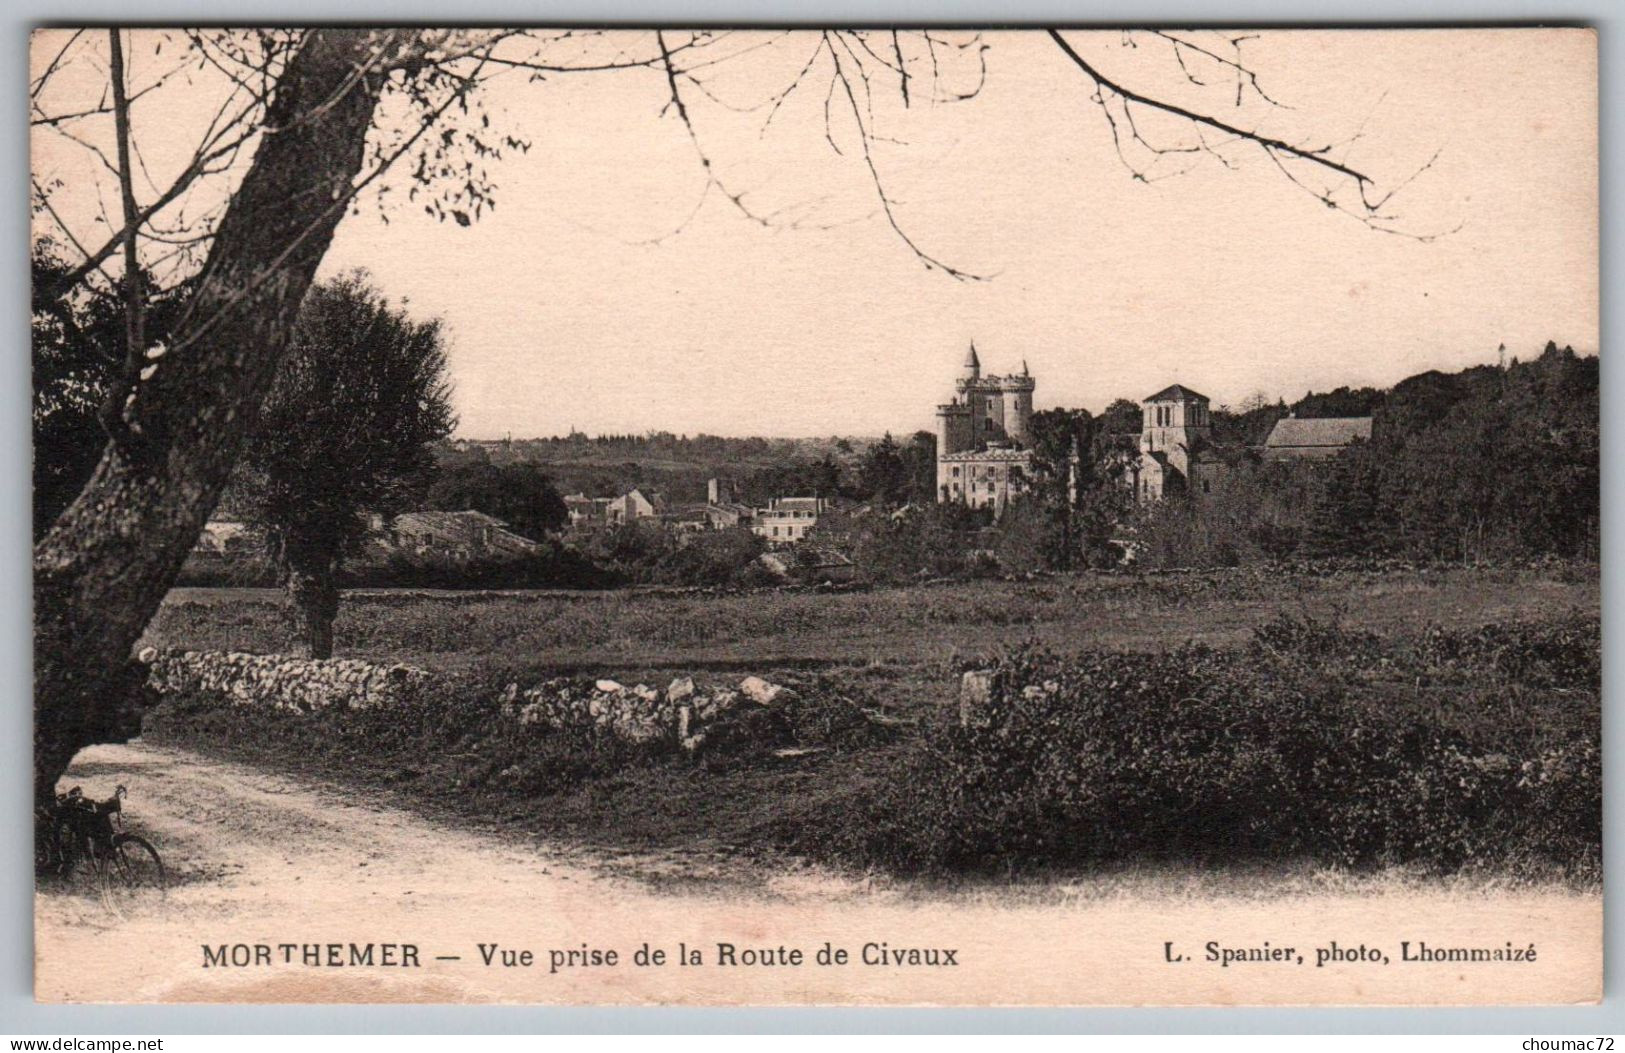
[649, 527, 767, 587]
[690, 675, 898, 770]
[784, 615, 1600, 879]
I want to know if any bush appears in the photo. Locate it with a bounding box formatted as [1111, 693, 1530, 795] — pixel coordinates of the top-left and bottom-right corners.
[691, 676, 898, 770]
[849, 503, 995, 583]
[784, 614, 1600, 879]
[649, 527, 767, 587]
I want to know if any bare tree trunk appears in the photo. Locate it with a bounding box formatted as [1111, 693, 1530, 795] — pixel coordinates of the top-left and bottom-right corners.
[286, 559, 341, 660]
[32, 30, 390, 805]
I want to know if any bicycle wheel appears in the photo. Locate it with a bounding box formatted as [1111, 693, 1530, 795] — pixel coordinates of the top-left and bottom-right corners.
[109, 835, 165, 892]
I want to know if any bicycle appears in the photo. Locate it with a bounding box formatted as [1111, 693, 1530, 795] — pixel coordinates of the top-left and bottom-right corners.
[39, 784, 165, 909]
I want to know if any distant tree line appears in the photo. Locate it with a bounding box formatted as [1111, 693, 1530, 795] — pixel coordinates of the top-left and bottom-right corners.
[1127, 344, 1597, 567]
[1302, 344, 1597, 561]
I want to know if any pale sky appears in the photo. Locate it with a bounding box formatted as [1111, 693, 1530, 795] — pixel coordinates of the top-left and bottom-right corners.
[34, 29, 1599, 439]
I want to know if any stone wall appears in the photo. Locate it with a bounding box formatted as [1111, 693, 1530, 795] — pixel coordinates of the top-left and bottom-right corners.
[140, 647, 797, 750]
[139, 648, 435, 713]
[501, 673, 789, 749]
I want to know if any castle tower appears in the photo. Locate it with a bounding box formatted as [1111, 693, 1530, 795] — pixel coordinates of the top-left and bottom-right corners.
[996, 362, 1036, 446]
[935, 400, 973, 457]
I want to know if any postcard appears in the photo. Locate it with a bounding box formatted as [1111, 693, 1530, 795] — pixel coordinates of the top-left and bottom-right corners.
[31, 26, 1599, 1005]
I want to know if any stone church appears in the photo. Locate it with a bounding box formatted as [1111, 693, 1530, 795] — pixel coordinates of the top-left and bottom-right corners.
[1127, 383, 1230, 501]
[934, 345, 1034, 513]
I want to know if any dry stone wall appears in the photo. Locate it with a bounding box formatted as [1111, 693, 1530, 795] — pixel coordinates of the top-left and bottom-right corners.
[140, 648, 794, 749]
[140, 647, 436, 713]
[498, 673, 787, 750]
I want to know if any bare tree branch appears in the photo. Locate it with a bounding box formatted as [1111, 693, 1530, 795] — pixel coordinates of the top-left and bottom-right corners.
[1049, 29, 1374, 188]
[102, 29, 146, 451]
[825, 34, 984, 281]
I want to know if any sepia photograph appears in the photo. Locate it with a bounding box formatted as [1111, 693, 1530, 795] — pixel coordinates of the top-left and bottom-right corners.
[29, 25, 1599, 1006]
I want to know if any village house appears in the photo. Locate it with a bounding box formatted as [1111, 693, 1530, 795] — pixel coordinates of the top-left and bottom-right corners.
[705, 502, 755, 530]
[752, 496, 830, 544]
[567, 480, 754, 534]
[664, 505, 713, 534]
[563, 493, 612, 529]
[604, 488, 666, 526]
[391, 510, 540, 560]
[704, 477, 756, 530]
[935, 345, 1035, 513]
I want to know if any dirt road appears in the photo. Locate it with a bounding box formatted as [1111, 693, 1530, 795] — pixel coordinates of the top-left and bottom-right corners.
[36, 741, 1601, 1006]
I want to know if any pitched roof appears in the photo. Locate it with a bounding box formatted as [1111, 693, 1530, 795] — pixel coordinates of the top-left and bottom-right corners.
[1264, 416, 1373, 450]
[768, 496, 825, 511]
[392, 511, 539, 551]
[1144, 383, 1210, 403]
[396, 510, 506, 530]
[760, 546, 855, 574]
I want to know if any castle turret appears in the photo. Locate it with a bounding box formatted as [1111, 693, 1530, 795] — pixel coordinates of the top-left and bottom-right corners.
[995, 371, 1036, 446]
[960, 342, 981, 383]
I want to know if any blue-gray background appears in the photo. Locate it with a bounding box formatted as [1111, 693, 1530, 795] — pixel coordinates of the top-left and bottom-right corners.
[3, 1, 1617, 1034]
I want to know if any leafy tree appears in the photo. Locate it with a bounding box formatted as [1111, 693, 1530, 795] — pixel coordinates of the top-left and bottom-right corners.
[900, 430, 939, 504]
[651, 527, 767, 586]
[426, 462, 568, 540]
[1096, 398, 1143, 439]
[236, 271, 454, 657]
[857, 432, 911, 506]
[994, 494, 1068, 573]
[1293, 344, 1597, 562]
[1211, 398, 1287, 447]
[31, 241, 188, 539]
[1019, 409, 1091, 569]
[852, 502, 993, 582]
[580, 520, 678, 583]
[1292, 385, 1385, 418]
[743, 455, 842, 504]
[1300, 445, 1383, 558]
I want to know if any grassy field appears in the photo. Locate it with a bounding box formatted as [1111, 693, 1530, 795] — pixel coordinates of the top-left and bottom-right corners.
[140, 563, 1600, 885]
[147, 564, 1598, 710]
